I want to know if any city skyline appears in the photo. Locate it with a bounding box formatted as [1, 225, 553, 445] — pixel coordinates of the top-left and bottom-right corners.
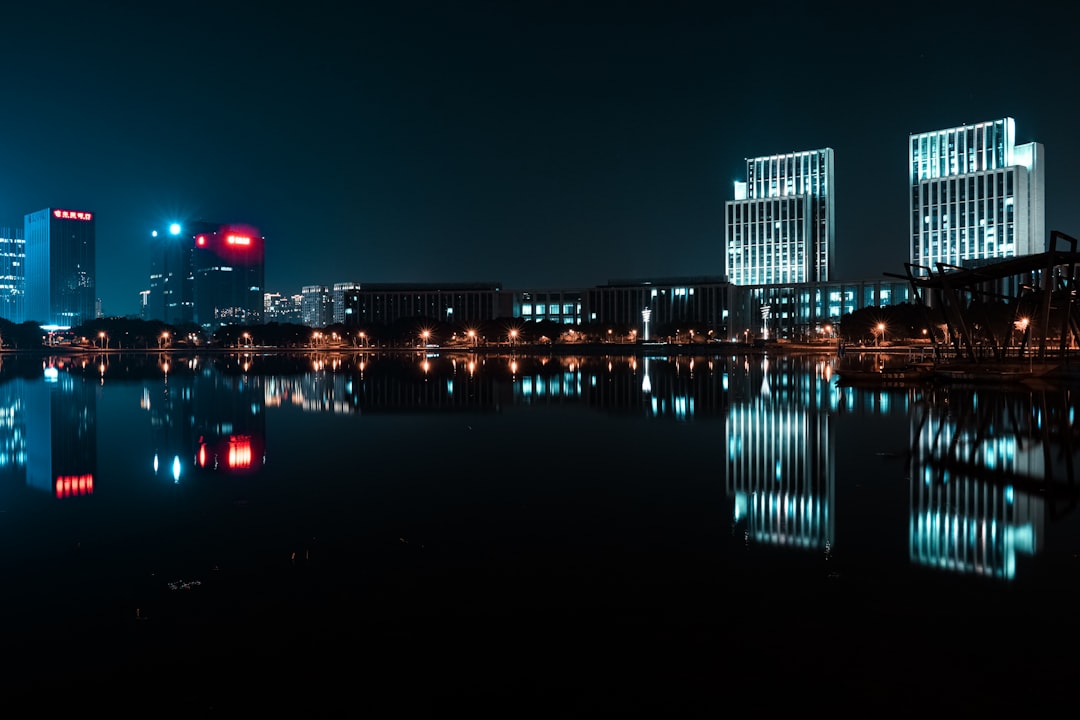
[4, 2, 1079, 316]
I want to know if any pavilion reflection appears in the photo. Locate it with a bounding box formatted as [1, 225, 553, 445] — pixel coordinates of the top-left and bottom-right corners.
[906, 385, 1080, 581]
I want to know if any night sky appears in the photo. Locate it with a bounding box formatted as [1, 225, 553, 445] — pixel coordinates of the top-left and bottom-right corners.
[3, 1, 1079, 317]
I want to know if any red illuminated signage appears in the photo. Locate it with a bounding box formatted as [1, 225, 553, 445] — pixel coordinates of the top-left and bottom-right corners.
[55, 474, 94, 498]
[196, 235, 207, 246]
[226, 234, 252, 246]
[52, 209, 93, 221]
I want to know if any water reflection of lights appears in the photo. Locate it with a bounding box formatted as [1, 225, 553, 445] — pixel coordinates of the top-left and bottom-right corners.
[152, 453, 184, 483]
[55, 473, 93, 498]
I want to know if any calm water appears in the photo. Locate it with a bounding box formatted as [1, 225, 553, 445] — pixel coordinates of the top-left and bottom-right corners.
[3, 349, 1080, 713]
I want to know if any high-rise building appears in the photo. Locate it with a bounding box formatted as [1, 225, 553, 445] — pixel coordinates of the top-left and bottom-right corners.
[332, 281, 360, 324]
[725, 149, 835, 286]
[24, 208, 96, 328]
[148, 223, 194, 324]
[186, 221, 265, 332]
[301, 285, 332, 327]
[0, 227, 26, 323]
[909, 117, 1044, 271]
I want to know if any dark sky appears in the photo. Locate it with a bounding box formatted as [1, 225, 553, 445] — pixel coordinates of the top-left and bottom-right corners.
[3, 1, 1079, 316]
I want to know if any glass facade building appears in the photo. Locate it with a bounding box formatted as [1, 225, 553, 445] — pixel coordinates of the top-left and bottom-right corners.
[332, 282, 361, 324]
[725, 149, 835, 286]
[301, 285, 332, 327]
[0, 228, 25, 323]
[909, 117, 1044, 272]
[189, 222, 265, 332]
[148, 224, 194, 325]
[23, 208, 96, 328]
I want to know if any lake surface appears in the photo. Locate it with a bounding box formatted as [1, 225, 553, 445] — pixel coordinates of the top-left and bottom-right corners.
[2, 349, 1079, 713]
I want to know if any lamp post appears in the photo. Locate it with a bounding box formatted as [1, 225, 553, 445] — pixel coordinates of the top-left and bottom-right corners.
[509, 328, 518, 348]
[1018, 317, 1031, 368]
[98, 331, 107, 350]
[876, 322, 885, 347]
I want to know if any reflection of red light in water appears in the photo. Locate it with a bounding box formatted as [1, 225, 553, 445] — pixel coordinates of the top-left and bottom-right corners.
[227, 436, 252, 469]
[55, 474, 94, 498]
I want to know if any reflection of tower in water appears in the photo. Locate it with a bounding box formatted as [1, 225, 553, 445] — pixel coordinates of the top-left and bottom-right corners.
[908, 388, 1054, 581]
[24, 364, 96, 497]
[192, 368, 266, 474]
[726, 356, 834, 550]
[147, 358, 198, 483]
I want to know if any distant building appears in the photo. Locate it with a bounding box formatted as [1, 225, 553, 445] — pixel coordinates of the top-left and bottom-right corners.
[300, 285, 332, 327]
[332, 281, 360, 324]
[341, 282, 507, 328]
[0, 227, 25, 323]
[585, 277, 730, 340]
[24, 208, 96, 328]
[264, 291, 302, 323]
[512, 289, 583, 325]
[725, 148, 835, 286]
[909, 117, 1044, 271]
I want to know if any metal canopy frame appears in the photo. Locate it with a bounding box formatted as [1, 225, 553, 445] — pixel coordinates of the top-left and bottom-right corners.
[885, 231, 1080, 364]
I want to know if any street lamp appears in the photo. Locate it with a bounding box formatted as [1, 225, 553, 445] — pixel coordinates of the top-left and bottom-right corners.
[160, 331, 170, 349]
[876, 322, 886, 347]
[420, 329, 430, 348]
[98, 331, 107, 350]
[509, 328, 518, 347]
[1017, 317, 1030, 362]
[467, 329, 476, 347]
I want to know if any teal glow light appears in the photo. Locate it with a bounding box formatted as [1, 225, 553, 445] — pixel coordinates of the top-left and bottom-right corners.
[169, 223, 181, 235]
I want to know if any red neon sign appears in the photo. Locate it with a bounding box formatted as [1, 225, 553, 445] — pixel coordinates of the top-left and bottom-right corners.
[55, 474, 94, 498]
[53, 209, 93, 221]
[226, 234, 252, 246]
[196, 235, 207, 246]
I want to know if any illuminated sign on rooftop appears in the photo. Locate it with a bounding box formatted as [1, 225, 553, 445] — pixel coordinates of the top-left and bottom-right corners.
[226, 234, 252, 246]
[53, 209, 93, 221]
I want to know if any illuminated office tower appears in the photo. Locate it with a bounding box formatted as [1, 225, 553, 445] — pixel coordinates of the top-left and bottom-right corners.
[909, 117, 1044, 271]
[0, 228, 25, 323]
[148, 223, 194, 324]
[301, 285, 331, 327]
[23, 208, 96, 328]
[189, 222, 265, 332]
[332, 282, 360, 324]
[725, 148, 835, 286]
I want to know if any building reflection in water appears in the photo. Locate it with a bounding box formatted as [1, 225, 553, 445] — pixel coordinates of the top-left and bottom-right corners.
[193, 355, 266, 475]
[0, 356, 96, 497]
[8, 348, 1080, 587]
[253, 352, 730, 419]
[726, 354, 836, 552]
[905, 385, 1080, 580]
